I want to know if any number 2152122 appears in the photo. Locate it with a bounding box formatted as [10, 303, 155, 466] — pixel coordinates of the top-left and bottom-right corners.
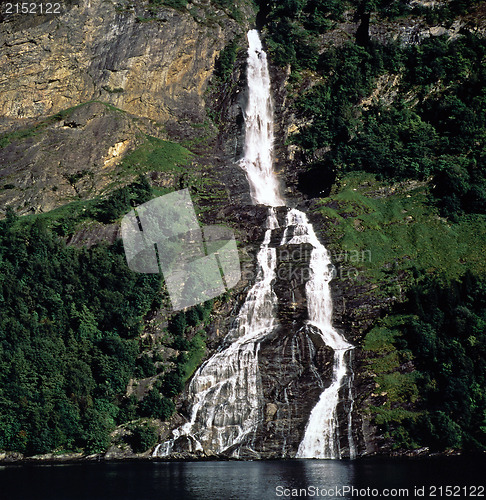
[3, 3, 62, 14]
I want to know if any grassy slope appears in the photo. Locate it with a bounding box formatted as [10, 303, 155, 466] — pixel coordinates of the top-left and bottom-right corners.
[315, 172, 486, 286]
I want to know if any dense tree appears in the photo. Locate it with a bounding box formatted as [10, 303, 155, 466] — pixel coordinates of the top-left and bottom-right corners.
[0, 219, 163, 454]
[400, 274, 486, 451]
[125, 422, 158, 453]
[161, 372, 185, 398]
[138, 389, 175, 420]
[284, 27, 486, 220]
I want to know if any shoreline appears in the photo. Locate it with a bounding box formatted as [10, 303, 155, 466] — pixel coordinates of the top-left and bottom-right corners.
[0, 448, 477, 466]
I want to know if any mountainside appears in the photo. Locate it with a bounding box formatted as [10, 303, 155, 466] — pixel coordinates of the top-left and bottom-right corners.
[263, 0, 486, 455]
[1, 0, 486, 460]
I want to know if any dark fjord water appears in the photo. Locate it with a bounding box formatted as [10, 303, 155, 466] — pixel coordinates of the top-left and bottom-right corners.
[0, 457, 484, 500]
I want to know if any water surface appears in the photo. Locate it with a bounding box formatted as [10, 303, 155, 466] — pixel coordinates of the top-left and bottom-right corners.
[0, 457, 484, 500]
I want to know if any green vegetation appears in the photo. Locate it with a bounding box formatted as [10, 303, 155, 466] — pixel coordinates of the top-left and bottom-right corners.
[0, 101, 125, 150]
[364, 274, 486, 452]
[260, 0, 486, 219]
[262, 0, 345, 69]
[138, 389, 175, 420]
[0, 103, 218, 455]
[0, 113, 71, 149]
[319, 0, 483, 26]
[404, 272, 486, 451]
[2, 0, 485, 458]
[259, 0, 482, 59]
[293, 42, 400, 147]
[0, 124, 46, 149]
[0, 216, 164, 454]
[316, 173, 486, 451]
[315, 173, 486, 286]
[179, 333, 206, 381]
[21, 175, 153, 238]
[148, 0, 189, 11]
[0, 208, 217, 455]
[91, 175, 153, 224]
[9, 131, 193, 238]
[156, 303, 212, 401]
[214, 39, 238, 83]
[291, 32, 486, 219]
[124, 422, 158, 453]
[429, 3, 481, 24]
[114, 135, 192, 179]
[212, 0, 243, 22]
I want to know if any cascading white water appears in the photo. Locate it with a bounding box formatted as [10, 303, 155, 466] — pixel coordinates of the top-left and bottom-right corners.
[282, 209, 355, 459]
[154, 210, 280, 456]
[154, 29, 356, 460]
[240, 29, 284, 208]
[153, 29, 283, 457]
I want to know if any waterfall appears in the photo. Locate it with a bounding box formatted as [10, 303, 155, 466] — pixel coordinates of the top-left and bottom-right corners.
[153, 29, 356, 459]
[153, 29, 283, 457]
[154, 209, 280, 456]
[239, 29, 285, 208]
[282, 209, 355, 459]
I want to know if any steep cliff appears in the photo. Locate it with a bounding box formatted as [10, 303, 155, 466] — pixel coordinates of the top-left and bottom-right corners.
[0, 0, 246, 125]
[2, 0, 486, 461]
[0, 0, 254, 216]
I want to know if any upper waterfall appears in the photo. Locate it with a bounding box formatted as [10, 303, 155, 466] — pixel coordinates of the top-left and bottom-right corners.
[239, 29, 284, 207]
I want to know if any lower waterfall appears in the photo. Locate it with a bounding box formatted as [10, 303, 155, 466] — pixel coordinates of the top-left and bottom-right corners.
[283, 209, 355, 459]
[154, 29, 356, 459]
[154, 210, 280, 456]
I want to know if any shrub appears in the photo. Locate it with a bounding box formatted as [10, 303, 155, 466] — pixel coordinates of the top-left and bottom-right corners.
[161, 372, 185, 397]
[139, 389, 175, 420]
[126, 423, 158, 453]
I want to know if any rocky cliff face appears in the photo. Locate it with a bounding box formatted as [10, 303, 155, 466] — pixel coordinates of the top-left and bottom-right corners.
[0, 0, 244, 126]
[0, 101, 154, 214]
[0, 0, 252, 216]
